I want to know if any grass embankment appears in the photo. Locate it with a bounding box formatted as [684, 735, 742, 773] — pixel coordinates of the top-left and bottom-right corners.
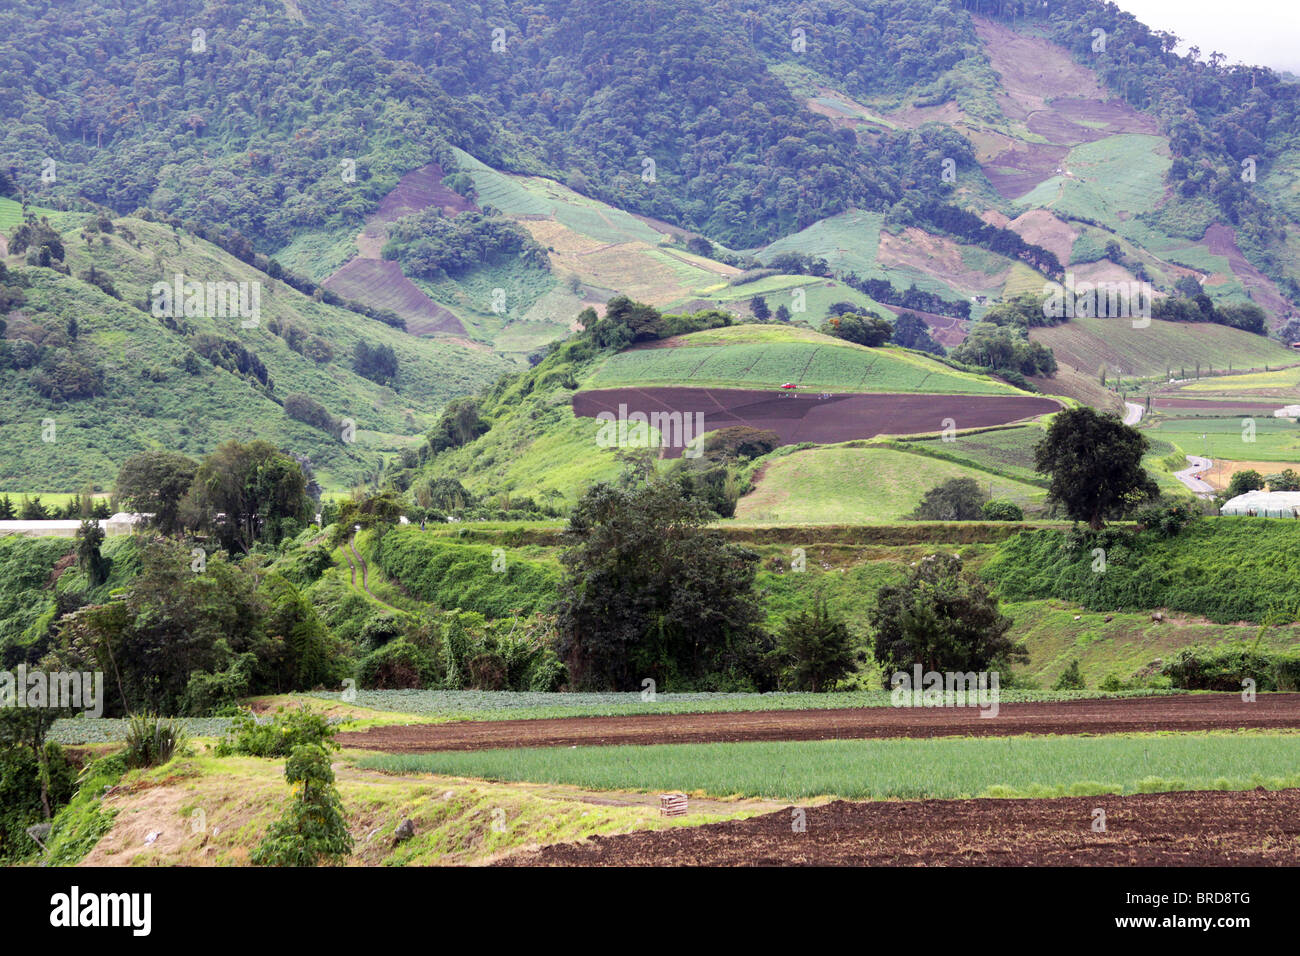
[54, 749, 768, 866]
[361, 731, 1300, 801]
[982, 519, 1300, 624]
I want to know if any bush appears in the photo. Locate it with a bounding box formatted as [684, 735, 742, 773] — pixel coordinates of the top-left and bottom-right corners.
[215, 706, 338, 758]
[1160, 645, 1292, 691]
[357, 638, 435, 689]
[981, 500, 1024, 522]
[1052, 660, 1085, 690]
[251, 744, 352, 867]
[122, 714, 189, 769]
[910, 477, 987, 521]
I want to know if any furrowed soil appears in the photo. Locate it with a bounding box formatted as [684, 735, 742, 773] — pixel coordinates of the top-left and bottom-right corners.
[498, 788, 1300, 866]
[571, 387, 1059, 458]
[337, 693, 1300, 753]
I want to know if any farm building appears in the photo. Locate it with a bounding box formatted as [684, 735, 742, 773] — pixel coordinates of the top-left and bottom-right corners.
[1220, 491, 1300, 518]
[1274, 404, 1300, 418]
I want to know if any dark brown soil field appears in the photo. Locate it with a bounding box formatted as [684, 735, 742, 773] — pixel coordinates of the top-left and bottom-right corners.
[498, 788, 1300, 866]
[337, 693, 1300, 753]
[570, 388, 1059, 458]
[372, 162, 477, 222]
[324, 257, 464, 335]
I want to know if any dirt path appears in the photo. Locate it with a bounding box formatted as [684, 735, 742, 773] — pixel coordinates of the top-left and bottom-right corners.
[499, 788, 1300, 866]
[1122, 401, 1143, 425]
[337, 693, 1300, 753]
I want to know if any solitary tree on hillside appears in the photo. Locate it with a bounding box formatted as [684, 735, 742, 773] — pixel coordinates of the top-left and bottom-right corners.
[869, 553, 1024, 679]
[1034, 407, 1158, 529]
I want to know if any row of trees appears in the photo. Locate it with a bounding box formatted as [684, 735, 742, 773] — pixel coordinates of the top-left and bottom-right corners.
[115, 441, 313, 553]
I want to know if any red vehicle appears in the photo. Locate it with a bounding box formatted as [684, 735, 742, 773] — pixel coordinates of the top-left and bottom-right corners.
[779, 382, 798, 389]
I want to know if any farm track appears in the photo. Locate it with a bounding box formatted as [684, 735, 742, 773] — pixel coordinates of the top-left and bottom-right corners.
[337, 693, 1300, 753]
[498, 788, 1300, 866]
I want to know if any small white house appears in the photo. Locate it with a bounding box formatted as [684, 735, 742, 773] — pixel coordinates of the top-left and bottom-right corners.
[1273, 404, 1300, 418]
[1220, 491, 1300, 518]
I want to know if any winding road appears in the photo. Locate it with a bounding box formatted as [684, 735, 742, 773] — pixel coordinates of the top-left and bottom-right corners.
[1122, 401, 1144, 425]
[1175, 455, 1216, 498]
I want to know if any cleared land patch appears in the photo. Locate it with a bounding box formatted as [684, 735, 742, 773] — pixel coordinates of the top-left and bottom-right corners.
[500, 787, 1300, 866]
[572, 388, 1059, 458]
[734, 445, 1046, 523]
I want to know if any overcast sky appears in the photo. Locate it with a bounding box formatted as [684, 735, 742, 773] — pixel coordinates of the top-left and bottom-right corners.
[1115, 0, 1300, 74]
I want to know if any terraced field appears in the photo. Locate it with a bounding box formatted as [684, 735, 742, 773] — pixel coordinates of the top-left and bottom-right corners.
[584, 326, 1017, 395]
[1031, 318, 1297, 379]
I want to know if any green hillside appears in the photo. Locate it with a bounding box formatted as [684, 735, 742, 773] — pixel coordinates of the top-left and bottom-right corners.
[1, 217, 511, 491]
[1031, 317, 1297, 380]
[735, 445, 1047, 523]
[584, 324, 1016, 395]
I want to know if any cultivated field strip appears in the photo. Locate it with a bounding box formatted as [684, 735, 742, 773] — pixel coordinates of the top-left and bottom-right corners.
[337, 693, 1300, 752]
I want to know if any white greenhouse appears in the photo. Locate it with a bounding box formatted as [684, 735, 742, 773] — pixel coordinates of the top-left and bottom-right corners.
[1220, 491, 1300, 518]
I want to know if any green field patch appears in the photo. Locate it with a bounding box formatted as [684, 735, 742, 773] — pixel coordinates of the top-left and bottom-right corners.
[360, 731, 1300, 800]
[1145, 416, 1300, 462]
[1031, 318, 1295, 380]
[585, 326, 1014, 395]
[736, 445, 1047, 523]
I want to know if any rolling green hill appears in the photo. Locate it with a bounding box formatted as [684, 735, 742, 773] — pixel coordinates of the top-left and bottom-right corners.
[584, 325, 1017, 395]
[1, 217, 511, 491]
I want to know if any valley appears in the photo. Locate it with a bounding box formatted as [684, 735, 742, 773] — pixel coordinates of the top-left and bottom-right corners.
[1, 0, 1299, 891]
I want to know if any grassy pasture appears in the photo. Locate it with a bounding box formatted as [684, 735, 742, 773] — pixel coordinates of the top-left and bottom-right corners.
[1145, 416, 1300, 462]
[360, 732, 1300, 801]
[584, 326, 1015, 395]
[735, 446, 1047, 523]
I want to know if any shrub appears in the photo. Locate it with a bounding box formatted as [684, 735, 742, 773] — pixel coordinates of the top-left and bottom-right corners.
[122, 714, 189, 769]
[1052, 660, 1085, 690]
[357, 638, 435, 689]
[251, 744, 352, 867]
[910, 477, 987, 521]
[1161, 645, 1282, 691]
[215, 706, 338, 758]
[981, 500, 1024, 522]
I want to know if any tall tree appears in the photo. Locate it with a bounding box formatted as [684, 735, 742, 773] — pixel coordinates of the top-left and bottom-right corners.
[115, 450, 198, 535]
[1034, 408, 1158, 529]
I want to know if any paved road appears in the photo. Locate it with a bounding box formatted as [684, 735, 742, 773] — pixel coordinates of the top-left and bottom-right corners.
[1123, 401, 1144, 425]
[1175, 455, 1215, 497]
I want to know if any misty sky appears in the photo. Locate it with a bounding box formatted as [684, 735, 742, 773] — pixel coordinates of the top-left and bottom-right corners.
[1116, 0, 1300, 74]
